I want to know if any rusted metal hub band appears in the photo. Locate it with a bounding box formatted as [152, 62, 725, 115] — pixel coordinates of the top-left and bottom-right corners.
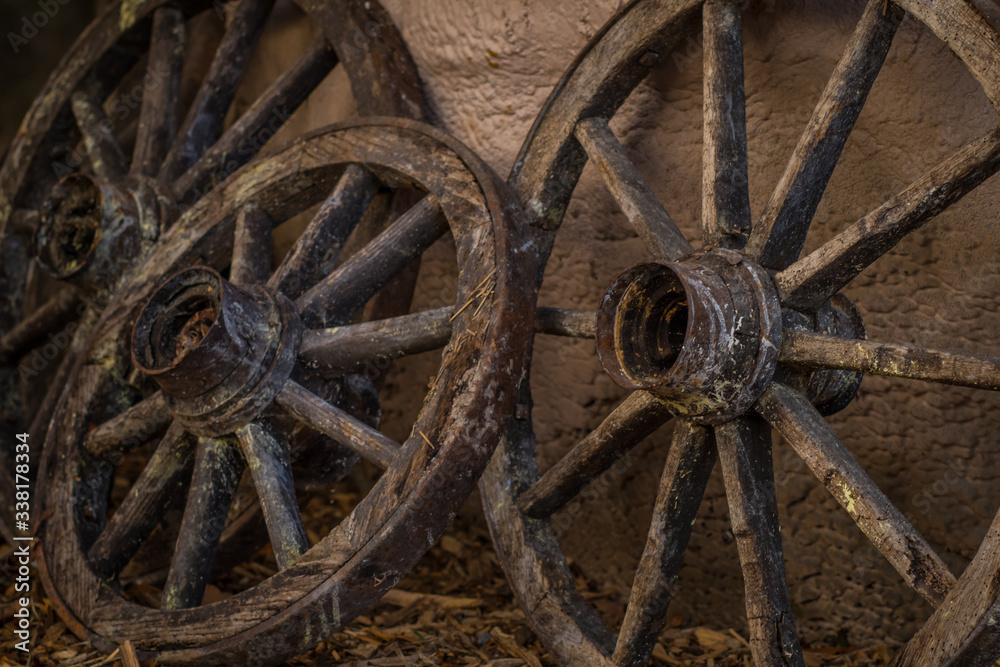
[596, 248, 781, 424]
[35, 173, 174, 292]
[132, 267, 301, 437]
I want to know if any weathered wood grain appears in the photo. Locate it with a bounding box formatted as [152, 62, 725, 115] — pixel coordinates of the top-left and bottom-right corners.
[701, 0, 751, 249]
[230, 204, 273, 287]
[87, 422, 195, 578]
[757, 383, 955, 606]
[174, 35, 339, 203]
[890, 509, 1000, 666]
[237, 420, 308, 570]
[162, 435, 244, 611]
[517, 391, 672, 519]
[159, 0, 275, 183]
[0, 289, 81, 363]
[299, 307, 453, 375]
[131, 7, 185, 179]
[746, 0, 903, 270]
[83, 391, 171, 461]
[775, 127, 1000, 311]
[534, 307, 597, 339]
[269, 165, 378, 300]
[71, 90, 128, 182]
[295, 196, 449, 327]
[716, 416, 804, 667]
[275, 380, 399, 469]
[613, 421, 716, 667]
[574, 117, 692, 261]
[780, 329, 1000, 390]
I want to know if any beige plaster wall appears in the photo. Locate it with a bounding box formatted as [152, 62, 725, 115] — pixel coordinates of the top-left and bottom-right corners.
[246, 0, 1000, 648]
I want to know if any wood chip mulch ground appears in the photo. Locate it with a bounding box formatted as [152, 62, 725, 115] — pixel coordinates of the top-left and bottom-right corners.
[3, 490, 894, 666]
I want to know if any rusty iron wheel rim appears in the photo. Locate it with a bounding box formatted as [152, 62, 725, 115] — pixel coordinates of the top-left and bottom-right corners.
[483, 1, 1000, 665]
[0, 0, 424, 544]
[38, 118, 535, 665]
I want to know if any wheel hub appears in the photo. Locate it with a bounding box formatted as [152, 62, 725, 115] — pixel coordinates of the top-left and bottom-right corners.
[35, 173, 175, 292]
[131, 267, 301, 437]
[597, 247, 865, 422]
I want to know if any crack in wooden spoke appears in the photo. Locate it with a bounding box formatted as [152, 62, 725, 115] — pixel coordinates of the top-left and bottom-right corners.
[295, 196, 448, 327]
[236, 420, 307, 570]
[161, 435, 244, 611]
[716, 415, 805, 667]
[131, 7, 185, 178]
[613, 422, 716, 667]
[83, 391, 172, 461]
[158, 0, 274, 184]
[890, 508, 1000, 667]
[230, 204, 273, 287]
[746, 0, 903, 269]
[269, 165, 379, 300]
[517, 391, 673, 520]
[757, 383, 956, 606]
[299, 307, 453, 376]
[87, 423, 195, 579]
[275, 380, 400, 469]
[574, 117, 692, 261]
[71, 90, 128, 182]
[702, 0, 751, 249]
[174, 35, 338, 203]
[534, 307, 597, 339]
[0, 289, 81, 363]
[780, 329, 1000, 391]
[775, 127, 1000, 311]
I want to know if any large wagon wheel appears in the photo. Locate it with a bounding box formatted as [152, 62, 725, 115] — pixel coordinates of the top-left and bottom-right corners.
[0, 0, 423, 544]
[482, 1, 1000, 665]
[38, 117, 535, 664]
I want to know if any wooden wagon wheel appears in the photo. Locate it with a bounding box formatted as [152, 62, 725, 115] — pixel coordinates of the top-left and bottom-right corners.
[38, 117, 535, 664]
[481, 1, 1000, 665]
[0, 0, 423, 544]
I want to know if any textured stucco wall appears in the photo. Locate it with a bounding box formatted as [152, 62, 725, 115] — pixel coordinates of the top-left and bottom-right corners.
[247, 0, 1000, 647]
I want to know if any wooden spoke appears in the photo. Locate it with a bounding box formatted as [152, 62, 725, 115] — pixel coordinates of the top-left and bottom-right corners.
[746, 0, 904, 269]
[236, 421, 307, 570]
[891, 509, 1000, 667]
[131, 7, 185, 178]
[299, 305, 597, 376]
[159, 0, 274, 183]
[70, 90, 128, 182]
[296, 196, 449, 327]
[716, 416, 805, 667]
[230, 204, 273, 287]
[534, 307, 596, 339]
[275, 380, 400, 469]
[83, 391, 172, 461]
[701, 0, 751, 249]
[0, 289, 81, 363]
[780, 329, 1000, 391]
[574, 117, 692, 261]
[613, 422, 716, 667]
[775, 127, 1000, 311]
[299, 307, 453, 375]
[269, 165, 379, 299]
[174, 36, 339, 203]
[757, 383, 956, 606]
[517, 392, 673, 519]
[87, 423, 195, 578]
[161, 436, 244, 611]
